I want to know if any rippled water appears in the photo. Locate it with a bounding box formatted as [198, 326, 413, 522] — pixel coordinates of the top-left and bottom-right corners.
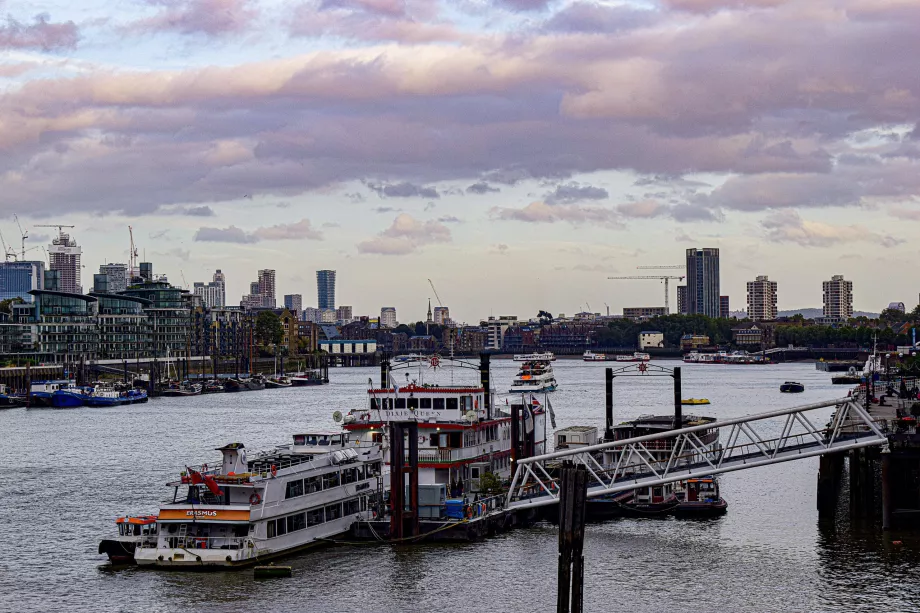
[2, 360, 919, 613]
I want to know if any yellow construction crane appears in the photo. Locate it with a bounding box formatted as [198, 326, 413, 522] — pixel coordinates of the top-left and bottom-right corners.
[608, 275, 686, 314]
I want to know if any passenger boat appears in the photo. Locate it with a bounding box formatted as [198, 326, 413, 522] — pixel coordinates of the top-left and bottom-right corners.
[345, 356, 547, 504]
[513, 352, 556, 362]
[127, 434, 384, 568]
[510, 356, 558, 393]
[582, 351, 607, 362]
[98, 515, 158, 564]
[587, 414, 722, 520]
[291, 371, 325, 386]
[674, 476, 727, 517]
[51, 385, 93, 408]
[160, 381, 203, 397]
[87, 386, 128, 407]
[681, 398, 710, 405]
[615, 352, 651, 362]
[28, 380, 73, 407]
[780, 381, 805, 393]
[266, 376, 293, 389]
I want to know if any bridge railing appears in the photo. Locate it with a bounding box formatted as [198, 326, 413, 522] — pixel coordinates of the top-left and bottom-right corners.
[506, 398, 889, 509]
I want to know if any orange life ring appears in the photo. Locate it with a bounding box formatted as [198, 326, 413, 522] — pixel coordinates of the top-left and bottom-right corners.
[249, 492, 262, 505]
[465, 505, 473, 519]
[270, 465, 277, 477]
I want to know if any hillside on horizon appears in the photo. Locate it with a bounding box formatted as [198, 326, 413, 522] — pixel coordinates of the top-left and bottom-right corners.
[777, 308, 881, 319]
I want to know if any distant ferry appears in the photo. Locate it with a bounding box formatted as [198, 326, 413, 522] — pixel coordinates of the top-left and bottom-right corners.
[510, 356, 558, 393]
[583, 351, 607, 362]
[683, 351, 766, 364]
[615, 352, 651, 363]
[513, 352, 556, 362]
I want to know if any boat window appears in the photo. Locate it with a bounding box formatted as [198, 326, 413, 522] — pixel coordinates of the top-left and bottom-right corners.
[370, 398, 380, 410]
[285, 479, 304, 499]
[445, 398, 458, 411]
[322, 472, 340, 489]
[420, 398, 432, 409]
[471, 467, 480, 479]
[305, 476, 321, 493]
[344, 499, 360, 515]
[356, 465, 366, 480]
[407, 397, 419, 410]
[331, 435, 342, 445]
[371, 432, 383, 443]
[287, 513, 306, 533]
[267, 521, 276, 539]
[318, 436, 330, 446]
[307, 508, 324, 526]
[370, 461, 381, 475]
[118, 524, 125, 536]
[395, 398, 406, 409]
[341, 468, 357, 484]
[276, 518, 287, 536]
[307, 435, 318, 446]
[461, 396, 473, 411]
[383, 399, 393, 410]
[294, 435, 306, 445]
[325, 503, 342, 521]
[430, 434, 438, 447]
[360, 497, 367, 511]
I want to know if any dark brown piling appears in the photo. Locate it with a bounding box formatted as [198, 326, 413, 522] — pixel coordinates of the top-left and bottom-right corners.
[557, 463, 587, 613]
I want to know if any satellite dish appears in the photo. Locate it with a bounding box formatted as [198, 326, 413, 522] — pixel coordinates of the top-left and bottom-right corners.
[332, 410, 343, 423]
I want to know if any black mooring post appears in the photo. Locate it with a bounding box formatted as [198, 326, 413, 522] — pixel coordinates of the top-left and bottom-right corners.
[380, 353, 390, 388]
[557, 463, 587, 613]
[673, 366, 682, 430]
[123, 360, 128, 386]
[480, 353, 491, 419]
[604, 367, 614, 441]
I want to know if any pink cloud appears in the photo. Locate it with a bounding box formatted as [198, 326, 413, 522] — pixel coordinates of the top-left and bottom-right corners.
[131, 0, 258, 36]
[357, 214, 452, 255]
[0, 14, 79, 50]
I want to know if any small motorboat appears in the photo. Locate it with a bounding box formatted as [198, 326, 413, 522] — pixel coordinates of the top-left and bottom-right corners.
[160, 382, 202, 397]
[202, 380, 225, 394]
[674, 477, 728, 517]
[125, 389, 149, 403]
[86, 386, 128, 407]
[681, 398, 711, 405]
[246, 375, 266, 391]
[291, 372, 325, 386]
[780, 381, 805, 393]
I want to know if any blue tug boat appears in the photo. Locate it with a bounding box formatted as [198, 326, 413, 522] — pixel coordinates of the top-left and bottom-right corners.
[51, 385, 94, 408]
[29, 380, 74, 407]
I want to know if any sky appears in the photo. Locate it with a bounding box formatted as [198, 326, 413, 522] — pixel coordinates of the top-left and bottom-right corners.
[2, 0, 919, 323]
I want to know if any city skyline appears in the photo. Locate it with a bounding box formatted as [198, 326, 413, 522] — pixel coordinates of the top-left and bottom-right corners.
[2, 0, 919, 321]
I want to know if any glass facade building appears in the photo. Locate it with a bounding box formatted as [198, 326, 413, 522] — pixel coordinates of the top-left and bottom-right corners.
[0, 261, 45, 302]
[685, 248, 721, 318]
[316, 270, 336, 310]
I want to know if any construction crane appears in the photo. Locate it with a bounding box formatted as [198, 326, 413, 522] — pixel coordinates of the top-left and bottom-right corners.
[637, 265, 684, 270]
[604, 302, 610, 316]
[35, 223, 75, 240]
[14, 215, 27, 261]
[608, 275, 686, 314]
[180, 269, 189, 290]
[427, 278, 443, 307]
[428, 278, 455, 357]
[128, 226, 138, 279]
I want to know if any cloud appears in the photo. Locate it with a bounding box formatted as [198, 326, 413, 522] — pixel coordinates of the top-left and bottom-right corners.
[662, 0, 788, 13]
[291, 0, 462, 43]
[367, 181, 440, 199]
[492, 201, 621, 226]
[28, 233, 50, 243]
[888, 206, 920, 221]
[760, 210, 903, 248]
[149, 229, 170, 239]
[130, 0, 258, 36]
[466, 182, 500, 194]
[542, 2, 658, 33]
[0, 14, 79, 50]
[494, 0, 552, 11]
[357, 213, 451, 255]
[194, 218, 322, 243]
[374, 206, 400, 213]
[492, 243, 509, 255]
[437, 215, 462, 223]
[616, 200, 665, 218]
[545, 182, 609, 205]
[156, 204, 215, 217]
[616, 199, 721, 222]
[154, 247, 191, 260]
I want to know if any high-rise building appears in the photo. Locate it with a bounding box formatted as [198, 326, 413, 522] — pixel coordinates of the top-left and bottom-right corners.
[823, 275, 853, 321]
[302, 307, 321, 323]
[433, 306, 450, 325]
[99, 263, 128, 294]
[212, 269, 226, 307]
[284, 294, 302, 314]
[719, 296, 730, 318]
[380, 307, 397, 328]
[257, 269, 276, 308]
[194, 282, 222, 308]
[336, 305, 353, 322]
[746, 275, 778, 321]
[0, 260, 45, 302]
[676, 285, 688, 315]
[317, 270, 336, 310]
[686, 248, 720, 318]
[48, 230, 82, 293]
[249, 281, 260, 295]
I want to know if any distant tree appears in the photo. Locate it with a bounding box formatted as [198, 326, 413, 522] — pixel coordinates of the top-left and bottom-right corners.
[537, 310, 554, 325]
[879, 308, 905, 324]
[0, 297, 23, 314]
[254, 311, 283, 347]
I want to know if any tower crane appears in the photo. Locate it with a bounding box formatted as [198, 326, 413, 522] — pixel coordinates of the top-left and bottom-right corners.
[607, 275, 686, 314]
[14, 215, 27, 261]
[35, 223, 75, 241]
[128, 226, 138, 279]
[637, 265, 684, 270]
[427, 278, 443, 307]
[427, 278, 454, 357]
[604, 302, 610, 316]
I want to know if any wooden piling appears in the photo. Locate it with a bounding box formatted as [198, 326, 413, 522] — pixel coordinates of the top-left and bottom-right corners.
[881, 451, 892, 530]
[557, 463, 587, 613]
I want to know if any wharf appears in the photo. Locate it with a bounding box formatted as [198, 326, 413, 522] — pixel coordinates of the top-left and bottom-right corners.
[349, 509, 522, 543]
[816, 360, 862, 372]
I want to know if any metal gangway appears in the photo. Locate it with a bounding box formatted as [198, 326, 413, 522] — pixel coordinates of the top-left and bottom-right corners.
[505, 397, 888, 510]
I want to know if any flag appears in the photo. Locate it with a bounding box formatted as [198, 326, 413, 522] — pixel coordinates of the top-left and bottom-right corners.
[186, 466, 205, 485]
[522, 404, 534, 434]
[530, 394, 541, 407]
[187, 466, 223, 497]
[389, 372, 400, 399]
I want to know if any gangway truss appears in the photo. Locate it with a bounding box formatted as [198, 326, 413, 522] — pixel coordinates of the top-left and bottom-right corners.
[506, 398, 888, 510]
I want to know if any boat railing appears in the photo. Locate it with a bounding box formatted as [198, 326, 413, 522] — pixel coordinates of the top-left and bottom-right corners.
[153, 536, 250, 551]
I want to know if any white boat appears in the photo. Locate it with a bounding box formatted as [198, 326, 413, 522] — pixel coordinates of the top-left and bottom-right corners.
[583, 351, 607, 362]
[683, 352, 700, 363]
[128, 434, 384, 568]
[615, 352, 651, 362]
[346, 357, 548, 502]
[513, 352, 556, 362]
[510, 357, 558, 393]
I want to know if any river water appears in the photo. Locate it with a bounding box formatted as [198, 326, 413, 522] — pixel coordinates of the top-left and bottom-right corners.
[1, 360, 919, 613]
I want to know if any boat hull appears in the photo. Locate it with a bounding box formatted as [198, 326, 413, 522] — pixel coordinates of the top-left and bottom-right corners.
[674, 498, 728, 518]
[51, 391, 88, 408]
[29, 392, 54, 407]
[98, 539, 139, 564]
[265, 381, 293, 388]
[509, 384, 557, 393]
[291, 378, 324, 387]
[160, 389, 201, 397]
[87, 397, 126, 407]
